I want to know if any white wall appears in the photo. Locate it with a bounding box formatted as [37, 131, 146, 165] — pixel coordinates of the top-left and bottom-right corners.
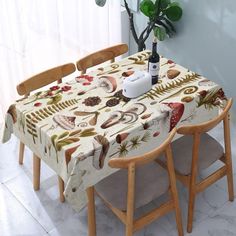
[129, 0, 236, 120]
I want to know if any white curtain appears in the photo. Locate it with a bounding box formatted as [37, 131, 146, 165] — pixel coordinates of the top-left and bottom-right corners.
[0, 0, 122, 124]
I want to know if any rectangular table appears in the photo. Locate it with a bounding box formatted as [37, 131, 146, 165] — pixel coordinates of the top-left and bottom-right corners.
[2, 51, 227, 211]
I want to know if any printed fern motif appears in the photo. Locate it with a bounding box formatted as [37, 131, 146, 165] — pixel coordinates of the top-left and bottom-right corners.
[139, 73, 200, 101]
[110, 131, 151, 157]
[25, 98, 79, 143]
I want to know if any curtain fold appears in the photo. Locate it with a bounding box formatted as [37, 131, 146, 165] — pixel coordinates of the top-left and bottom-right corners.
[0, 0, 121, 124]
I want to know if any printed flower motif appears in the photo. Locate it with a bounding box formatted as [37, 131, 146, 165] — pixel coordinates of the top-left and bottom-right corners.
[153, 131, 160, 137]
[198, 90, 207, 98]
[216, 88, 226, 100]
[86, 76, 94, 82]
[82, 82, 91, 86]
[34, 102, 42, 107]
[162, 59, 175, 67]
[47, 91, 53, 96]
[167, 59, 174, 64]
[197, 88, 227, 109]
[75, 75, 94, 84]
[50, 85, 60, 91]
[61, 85, 71, 92]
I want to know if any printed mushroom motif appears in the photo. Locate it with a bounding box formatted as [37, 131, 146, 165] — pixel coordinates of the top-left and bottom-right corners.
[53, 115, 76, 130]
[116, 133, 129, 144]
[167, 69, 180, 80]
[89, 112, 99, 126]
[141, 113, 152, 120]
[98, 76, 117, 93]
[65, 145, 80, 167]
[101, 111, 124, 129]
[122, 70, 135, 77]
[198, 79, 216, 87]
[7, 104, 17, 123]
[74, 111, 99, 126]
[126, 103, 147, 115]
[121, 112, 138, 124]
[163, 102, 185, 131]
[92, 135, 110, 169]
[181, 96, 194, 103]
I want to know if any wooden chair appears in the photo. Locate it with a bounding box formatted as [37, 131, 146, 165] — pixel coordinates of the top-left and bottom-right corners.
[76, 43, 128, 74]
[156, 98, 234, 233]
[86, 128, 184, 236]
[17, 63, 76, 202]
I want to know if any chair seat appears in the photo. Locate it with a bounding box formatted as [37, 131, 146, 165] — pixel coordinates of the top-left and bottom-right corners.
[160, 133, 224, 176]
[95, 162, 169, 211]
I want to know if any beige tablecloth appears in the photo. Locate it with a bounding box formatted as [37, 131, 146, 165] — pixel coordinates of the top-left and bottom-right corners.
[1, 51, 226, 211]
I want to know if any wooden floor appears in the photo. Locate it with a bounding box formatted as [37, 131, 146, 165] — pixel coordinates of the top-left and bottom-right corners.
[0, 123, 236, 236]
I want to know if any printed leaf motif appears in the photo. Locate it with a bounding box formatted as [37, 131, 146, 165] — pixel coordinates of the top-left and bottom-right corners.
[65, 145, 80, 166]
[141, 132, 151, 142]
[51, 134, 58, 148]
[79, 129, 97, 137]
[197, 88, 226, 110]
[69, 129, 82, 136]
[139, 73, 200, 101]
[111, 131, 151, 157]
[58, 131, 70, 140]
[47, 94, 62, 105]
[56, 140, 73, 151]
[56, 137, 80, 151]
[74, 111, 92, 116]
[130, 136, 141, 150]
[118, 141, 129, 157]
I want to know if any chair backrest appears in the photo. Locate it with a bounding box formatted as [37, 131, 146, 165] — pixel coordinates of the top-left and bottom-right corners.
[17, 63, 76, 96]
[177, 98, 233, 135]
[109, 128, 176, 169]
[76, 43, 128, 74]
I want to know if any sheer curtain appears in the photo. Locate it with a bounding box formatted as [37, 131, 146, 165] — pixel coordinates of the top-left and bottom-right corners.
[0, 0, 122, 124]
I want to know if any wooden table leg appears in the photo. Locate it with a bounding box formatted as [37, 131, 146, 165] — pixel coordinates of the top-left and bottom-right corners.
[87, 186, 96, 236]
[19, 142, 25, 165]
[58, 176, 65, 203]
[33, 154, 41, 191]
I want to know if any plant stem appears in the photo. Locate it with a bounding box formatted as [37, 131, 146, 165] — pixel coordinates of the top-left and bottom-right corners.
[124, 0, 139, 45]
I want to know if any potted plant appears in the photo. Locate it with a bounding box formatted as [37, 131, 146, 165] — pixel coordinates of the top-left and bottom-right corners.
[95, 0, 183, 51]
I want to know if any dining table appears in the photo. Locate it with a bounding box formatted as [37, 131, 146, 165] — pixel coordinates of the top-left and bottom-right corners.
[1, 50, 227, 212]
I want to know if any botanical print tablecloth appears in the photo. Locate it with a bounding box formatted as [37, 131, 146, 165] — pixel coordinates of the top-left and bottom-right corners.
[1, 51, 227, 211]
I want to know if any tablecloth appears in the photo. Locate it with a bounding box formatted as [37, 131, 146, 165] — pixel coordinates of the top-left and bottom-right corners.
[1, 50, 227, 211]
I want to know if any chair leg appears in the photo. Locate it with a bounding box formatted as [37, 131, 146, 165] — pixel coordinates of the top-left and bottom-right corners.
[226, 160, 234, 201]
[165, 146, 183, 236]
[125, 220, 133, 236]
[58, 176, 65, 203]
[171, 187, 184, 236]
[33, 154, 41, 191]
[224, 114, 234, 202]
[19, 142, 25, 165]
[87, 186, 96, 236]
[187, 186, 196, 233]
